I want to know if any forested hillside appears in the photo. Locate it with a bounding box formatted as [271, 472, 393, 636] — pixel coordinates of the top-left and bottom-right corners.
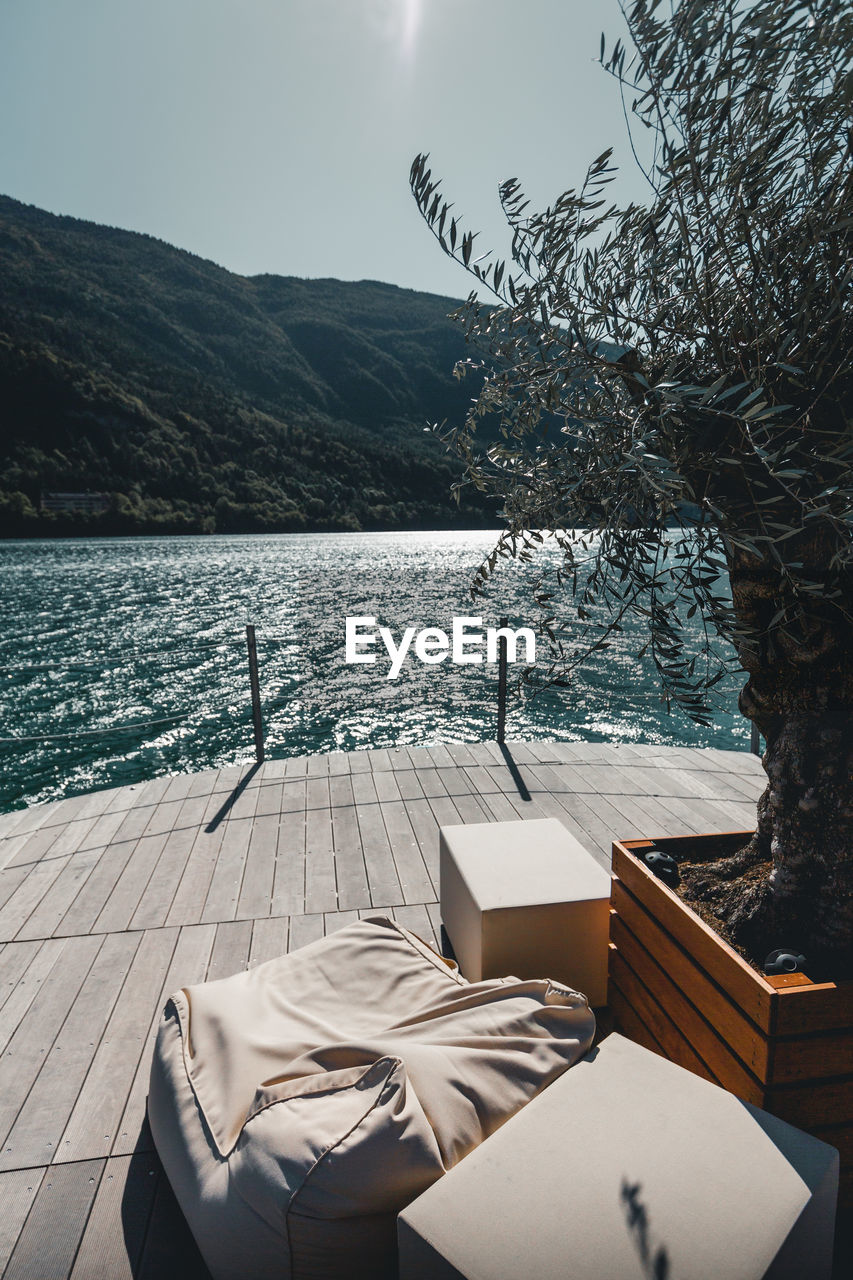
[0, 195, 496, 535]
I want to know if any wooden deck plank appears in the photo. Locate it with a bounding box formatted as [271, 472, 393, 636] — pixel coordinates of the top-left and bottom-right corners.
[4, 800, 65, 839]
[390, 903, 436, 944]
[533, 792, 614, 868]
[328, 773, 354, 809]
[55, 929, 179, 1165]
[278, 778, 308, 813]
[16, 848, 102, 942]
[478, 789, 533, 822]
[713, 770, 765, 801]
[444, 741, 481, 768]
[3, 1158, 105, 1280]
[199, 817, 253, 923]
[134, 1163, 211, 1280]
[0, 834, 32, 875]
[305, 776, 330, 810]
[392, 769, 426, 801]
[105, 804, 160, 847]
[288, 912, 325, 950]
[223, 778, 261, 822]
[350, 770, 379, 805]
[163, 824, 226, 928]
[252, 781, 285, 819]
[412, 766, 450, 799]
[346, 750, 372, 774]
[113, 923, 217, 1159]
[256, 758, 289, 783]
[283, 754, 309, 779]
[604, 790, 699, 840]
[373, 769, 403, 802]
[433, 767, 476, 798]
[0, 939, 67, 1055]
[0, 939, 43, 1015]
[204, 920, 253, 983]
[0, 855, 71, 943]
[401, 797, 440, 885]
[0, 863, 30, 913]
[120, 776, 173, 810]
[235, 814, 279, 920]
[92, 835, 167, 935]
[0, 1166, 47, 1276]
[53, 844, 136, 936]
[424, 901, 443, 951]
[77, 809, 128, 851]
[65, 786, 119, 825]
[248, 916, 289, 968]
[69, 1151, 160, 1280]
[174, 794, 213, 830]
[448, 792, 496, 825]
[380, 801, 435, 903]
[305, 753, 330, 779]
[304, 807, 337, 914]
[270, 811, 306, 916]
[326, 750, 351, 777]
[655, 792, 748, 834]
[366, 747, 394, 772]
[324, 909, 361, 934]
[127, 825, 198, 931]
[0, 809, 28, 841]
[330, 803, 371, 911]
[36, 818, 98, 861]
[355, 803, 404, 907]
[424, 793, 469, 833]
[0, 936, 101, 1145]
[0, 932, 139, 1171]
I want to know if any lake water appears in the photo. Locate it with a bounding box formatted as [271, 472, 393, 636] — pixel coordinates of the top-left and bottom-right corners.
[0, 532, 750, 810]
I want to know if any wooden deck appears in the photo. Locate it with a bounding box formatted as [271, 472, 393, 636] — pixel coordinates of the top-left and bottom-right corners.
[0, 739, 765, 1278]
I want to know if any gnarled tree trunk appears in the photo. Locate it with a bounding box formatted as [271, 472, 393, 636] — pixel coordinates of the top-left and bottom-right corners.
[704, 555, 853, 975]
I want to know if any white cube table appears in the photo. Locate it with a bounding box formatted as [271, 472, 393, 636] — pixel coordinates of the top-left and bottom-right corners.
[398, 1033, 840, 1280]
[439, 818, 611, 1006]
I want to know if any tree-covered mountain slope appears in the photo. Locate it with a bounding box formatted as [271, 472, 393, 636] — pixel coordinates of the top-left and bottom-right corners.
[0, 194, 496, 534]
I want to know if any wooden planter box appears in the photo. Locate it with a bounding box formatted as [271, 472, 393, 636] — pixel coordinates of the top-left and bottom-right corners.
[609, 832, 853, 1212]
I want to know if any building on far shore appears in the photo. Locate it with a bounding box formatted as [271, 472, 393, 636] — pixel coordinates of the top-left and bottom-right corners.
[40, 491, 110, 513]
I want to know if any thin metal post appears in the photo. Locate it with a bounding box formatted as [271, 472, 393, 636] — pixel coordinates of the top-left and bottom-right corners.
[496, 615, 508, 745]
[750, 722, 761, 756]
[246, 624, 265, 763]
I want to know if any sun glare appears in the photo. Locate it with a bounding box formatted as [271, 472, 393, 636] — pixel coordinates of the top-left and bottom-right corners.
[399, 0, 423, 63]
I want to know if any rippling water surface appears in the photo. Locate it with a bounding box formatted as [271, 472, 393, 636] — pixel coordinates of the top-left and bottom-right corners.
[1, 532, 750, 810]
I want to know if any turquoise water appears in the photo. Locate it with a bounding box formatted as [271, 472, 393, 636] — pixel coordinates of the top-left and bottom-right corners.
[0, 532, 750, 810]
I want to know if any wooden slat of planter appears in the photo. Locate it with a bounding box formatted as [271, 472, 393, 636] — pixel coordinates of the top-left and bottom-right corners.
[608, 945, 719, 1087]
[610, 889, 771, 1079]
[765, 1076, 853, 1129]
[606, 982, 667, 1059]
[772, 979, 853, 1035]
[609, 913, 765, 1104]
[612, 839, 776, 1030]
[770, 1028, 853, 1085]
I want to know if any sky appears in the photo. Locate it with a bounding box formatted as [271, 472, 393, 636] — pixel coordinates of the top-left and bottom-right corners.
[0, 0, 648, 300]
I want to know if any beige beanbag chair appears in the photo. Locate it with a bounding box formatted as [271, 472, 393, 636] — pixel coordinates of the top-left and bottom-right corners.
[148, 916, 595, 1280]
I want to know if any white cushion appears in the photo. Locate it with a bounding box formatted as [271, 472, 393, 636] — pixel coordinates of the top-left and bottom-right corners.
[148, 916, 595, 1280]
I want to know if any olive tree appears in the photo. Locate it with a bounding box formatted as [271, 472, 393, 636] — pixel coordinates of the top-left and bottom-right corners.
[411, 0, 853, 970]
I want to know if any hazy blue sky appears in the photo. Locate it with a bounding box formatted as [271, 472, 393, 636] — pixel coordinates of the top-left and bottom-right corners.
[0, 0, 647, 299]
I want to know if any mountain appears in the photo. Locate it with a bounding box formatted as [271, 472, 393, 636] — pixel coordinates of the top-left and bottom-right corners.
[0, 194, 498, 536]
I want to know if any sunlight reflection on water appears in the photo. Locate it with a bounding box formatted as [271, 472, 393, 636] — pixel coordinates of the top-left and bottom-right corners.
[0, 531, 748, 809]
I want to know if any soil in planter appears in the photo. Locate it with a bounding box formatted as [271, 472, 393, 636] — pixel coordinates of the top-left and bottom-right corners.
[646, 835, 781, 976]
